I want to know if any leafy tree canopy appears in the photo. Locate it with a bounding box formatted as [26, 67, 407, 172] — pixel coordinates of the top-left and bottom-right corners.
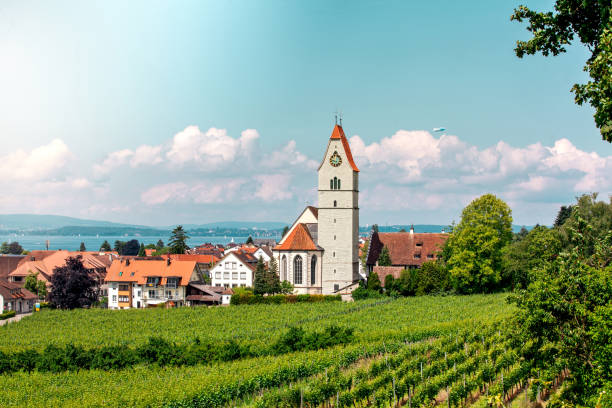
[446, 194, 513, 293]
[511, 1, 612, 141]
[1, 241, 24, 255]
[156, 239, 164, 250]
[377, 246, 392, 266]
[245, 236, 254, 245]
[138, 243, 146, 257]
[366, 271, 382, 292]
[24, 272, 47, 299]
[48, 256, 98, 309]
[123, 240, 140, 256]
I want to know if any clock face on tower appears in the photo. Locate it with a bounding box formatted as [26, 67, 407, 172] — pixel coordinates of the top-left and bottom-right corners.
[330, 151, 342, 167]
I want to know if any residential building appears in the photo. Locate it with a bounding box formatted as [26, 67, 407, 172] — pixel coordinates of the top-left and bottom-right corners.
[105, 258, 206, 309]
[364, 226, 448, 273]
[186, 284, 233, 305]
[272, 124, 360, 295]
[209, 251, 257, 289]
[0, 280, 37, 314]
[0, 254, 25, 283]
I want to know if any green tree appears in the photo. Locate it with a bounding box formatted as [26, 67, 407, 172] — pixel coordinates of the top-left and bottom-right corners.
[560, 193, 612, 257]
[79, 242, 86, 252]
[24, 272, 47, 299]
[114, 240, 126, 255]
[367, 271, 382, 292]
[554, 205, 573, 227]
[446, 194, 513, 294]
[169, 226, 189, 254]
[509, 218, 612, 406]
[360, 238, 369, 266]
[280, 280, 294, 294]
[156, 239, 164, 250]
[48, 256, 98, 309]
[123, 239, 140, 256]
[138, 243, 146, 257]
[245, 236, 254, 245]
[281, 226, 289, 238]
[253, 257, 268, 295]
[511, 1, 612, 142]
[416, 261, 451, 295]
[383, 274, 396, 293]
[502, 225, 562, 289]
[99, 240, 111, 252]
[397, 268, 418, 296]
[266, 257, 281, 294]
[2, 241, 24, 255]
[377, 246, 392, 266]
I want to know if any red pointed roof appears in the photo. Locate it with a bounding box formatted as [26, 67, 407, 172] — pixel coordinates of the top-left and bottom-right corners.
[273, 223, 318, 251]
[330, 125, 359, 172]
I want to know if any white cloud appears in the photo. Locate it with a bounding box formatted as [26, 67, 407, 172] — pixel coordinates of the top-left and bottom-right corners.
[93, 149, 133, 176]
[254, 174, 293, 201]
[71, 178, 91, 189]
[130, 145, 163, 167]
[265, 140, 318, 170]
[0, 139, 71, 181]
[140, 179, 246, 206]
[166, 126, 260, 168]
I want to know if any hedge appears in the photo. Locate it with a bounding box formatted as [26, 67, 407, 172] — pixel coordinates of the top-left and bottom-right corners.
[231, 293, 341, 305]
[0, 310, 16, 320]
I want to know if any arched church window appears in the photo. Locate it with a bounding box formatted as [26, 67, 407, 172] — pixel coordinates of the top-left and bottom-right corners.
[293, 256, 303, 284]
[333, 177, 338, 190]
[310, 255, 317, 285]
[334, 200, 337, 207]
[330, 179, 333, 189]
[338, 179, 341, 189]
[281, 255, 287, 281]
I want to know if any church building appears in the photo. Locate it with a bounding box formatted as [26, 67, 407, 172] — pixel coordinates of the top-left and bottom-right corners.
[272, 124, 360, 295]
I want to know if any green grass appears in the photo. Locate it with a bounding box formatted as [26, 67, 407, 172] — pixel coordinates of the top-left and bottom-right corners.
[0, 294, 516, 407]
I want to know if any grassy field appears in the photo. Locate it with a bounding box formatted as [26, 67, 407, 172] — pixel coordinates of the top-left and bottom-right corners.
[0, 294, 520, 407]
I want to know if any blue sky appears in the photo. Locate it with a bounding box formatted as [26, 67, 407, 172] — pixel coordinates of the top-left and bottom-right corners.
[0, 0, 610, 227]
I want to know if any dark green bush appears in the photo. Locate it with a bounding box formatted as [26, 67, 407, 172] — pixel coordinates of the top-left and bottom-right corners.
[0, 310, 16, 320]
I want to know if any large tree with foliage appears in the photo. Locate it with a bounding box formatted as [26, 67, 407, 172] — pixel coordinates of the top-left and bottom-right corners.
[511, 1, 612, 142]
[169, 226, 189, 254]
[253, 257, 268, 296]
[509, 216, 611, 406]
[123, 239, 140, 256]
[1, 241, 24, 255]
[266, 257, 281, 294]
[79, 242, 86, 252]
[446, 194, 513, 293]
[417, 261, 451, 295]
[48, 256, 98, 309]
[367, 271, 382, 292]
[502, 225, 563, 289]
[24, 272, 47, 299]
[114, 240, 126, 255]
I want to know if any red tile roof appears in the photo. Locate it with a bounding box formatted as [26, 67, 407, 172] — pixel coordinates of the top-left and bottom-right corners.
[0, 255, 25, 282]
[273, 223, 318, 251]
[330, 125, 359, 172]
[161, 254, 220, 264]
[0, 280, 37, 300]
[366, 232, 448, 267]
[104, 259, 198, 286]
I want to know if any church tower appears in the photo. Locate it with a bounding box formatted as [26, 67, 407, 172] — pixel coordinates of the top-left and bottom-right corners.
[318, 124, 360, 293]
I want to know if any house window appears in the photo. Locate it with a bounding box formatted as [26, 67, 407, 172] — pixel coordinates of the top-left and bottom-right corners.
[215, 272, 221, 279]
[137, 290, 141, 297]
[223, 272, 230, 279]
[240, 272, 246, 280]
[232, 284, 237, 288]
[224, 284, 229, 289]
[166, 277, 179, 289]
[293, 255, 303, 284]
[112, 295, 117, 302]
[334, 284, 339, 292]
[148, 290, 157, 298]
[310, 255, 317, 285]
[118, 295, 129, 303]
[165, 290, 173, 299]
[146, 277, 160, 287]
[281, 255, 287, 281]
[240, 284, 246, 287]
[232, 262, 237, 269]
[416, 242, 423, 247]
[118, 284, 130, 291]
[232, 272, 238, 280]
[414, 254, 421, 259]
[427, 254, 434, 259]
[118, 272, 122, 277]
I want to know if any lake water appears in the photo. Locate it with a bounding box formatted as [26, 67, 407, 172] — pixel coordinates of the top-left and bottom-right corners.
[0, 235, 271, 251]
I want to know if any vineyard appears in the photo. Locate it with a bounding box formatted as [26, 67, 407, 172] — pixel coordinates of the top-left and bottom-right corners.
[0, 294, 542, 407]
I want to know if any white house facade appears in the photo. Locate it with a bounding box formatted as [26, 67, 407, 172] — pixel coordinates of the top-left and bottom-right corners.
[210, 252, 256, 289]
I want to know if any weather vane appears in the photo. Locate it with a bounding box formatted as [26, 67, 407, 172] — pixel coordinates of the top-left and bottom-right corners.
[334, 109, 343, 126]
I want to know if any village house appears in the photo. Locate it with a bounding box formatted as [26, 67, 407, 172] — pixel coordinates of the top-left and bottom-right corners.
[105, 258, 208, 309]
[0, 280, 37, 314]
[365, 226, 449, 282]
[185, 284, 233, 306]
[209, 250, 257, 289]
[0, 254, 25, 283]
[8, 250, 115, 299]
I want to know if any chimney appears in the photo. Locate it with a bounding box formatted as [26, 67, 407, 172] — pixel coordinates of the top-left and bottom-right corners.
[167, 258, 171, 266]
[410, 225, 414, 235]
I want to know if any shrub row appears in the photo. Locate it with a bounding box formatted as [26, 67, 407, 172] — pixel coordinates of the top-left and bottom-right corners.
[231, 293, 342, 305]
[0, 310, 16, 320]
[0, 325, 353, 374]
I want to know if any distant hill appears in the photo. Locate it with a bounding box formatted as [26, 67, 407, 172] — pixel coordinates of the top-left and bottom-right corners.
[0, 214, 145, 231]
[181, 221, 287, 230]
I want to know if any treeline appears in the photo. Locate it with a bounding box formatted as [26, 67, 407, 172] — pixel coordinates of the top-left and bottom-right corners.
[0, 324, 353, 375]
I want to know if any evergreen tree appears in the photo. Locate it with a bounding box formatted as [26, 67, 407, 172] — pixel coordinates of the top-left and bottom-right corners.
[246, 236, 254, 245]
[377, 246, 392, 266]
[156, 239, 164, 250]
[384, 274, 396, 293]
[138, 243, 146, 257]
[169, 226, 189, 254]
[99, 240, 111, 252]
[372, 224, 379, 233]
[281, 226, 289, 238]
[48, 256, 98, 309]
[79, 242, 86, 252]
[114, 240, 126, 255]
[253, 256, 268, 295]
[554, 205, 574, 227]
[367, 271, 382, 292]
[267, 257, 281, 294]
